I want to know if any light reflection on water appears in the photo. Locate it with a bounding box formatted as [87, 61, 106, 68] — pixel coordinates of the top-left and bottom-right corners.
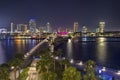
[0, 39, 40, 64]
[0, 42, 6, 64]
[96, 37, 107, 64]
[67, 39, 73, 59]
[59, 37, 120, 69]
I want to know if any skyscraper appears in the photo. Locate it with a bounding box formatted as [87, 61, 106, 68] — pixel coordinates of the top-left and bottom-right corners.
[99, 22, 105, 33]
[82, 26, 88, 33]
[17, 24, 27, 33]
[29, 19, 36, 33]
[46, 22, 51, 33]
[11, 22, 14, 33]
[73, 22, 78, 32]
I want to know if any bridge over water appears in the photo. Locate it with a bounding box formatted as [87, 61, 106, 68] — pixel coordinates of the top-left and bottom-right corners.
[10, 34, 56, 80]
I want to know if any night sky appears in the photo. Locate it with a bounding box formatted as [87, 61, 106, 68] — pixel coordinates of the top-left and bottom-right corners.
[0, 0, 120, 31]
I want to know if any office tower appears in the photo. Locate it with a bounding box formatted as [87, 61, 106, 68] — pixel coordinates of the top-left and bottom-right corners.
[82, 26, 88, 33]
[73, 22, 78, 32]
[96, 28, 99, 33]
[11, 22, 14, 33]
[17, 24, 27, 33]
[39, 27, 44, 33]
[99, 22, 105, 33]
[58, 27, 62, 32]
[29, 19, 36, 33]
[46, 22, 51, 33]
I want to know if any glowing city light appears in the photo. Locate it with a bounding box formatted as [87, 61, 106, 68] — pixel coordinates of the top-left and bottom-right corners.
[116, 70, 120, 75]
[70, 59, 74, 63]
[102, 67, 106, 71]
[68, 39, 71, 43]
[77, 61, 83, 65]
[55, 56, 59, 60]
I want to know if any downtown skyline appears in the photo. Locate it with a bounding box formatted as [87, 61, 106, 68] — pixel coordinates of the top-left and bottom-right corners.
[0, 0, 120, 31]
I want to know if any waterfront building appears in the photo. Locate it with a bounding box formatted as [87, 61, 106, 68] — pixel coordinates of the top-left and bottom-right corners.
[82, 26, 88, 33]
[39, 27, 44, 33]
[99, 22, 105, 33]
[29, 19, 37, 34]
[65, 27, 71, 33]
[11, 22, 14, 33]
[0, 28, 7, 33]
[46, 22, 51, 33]
[57, 27, 68, 36]
[58, 27, 63, 32]
[96, 28, 100, 33]
[17, 24, 27, 34]
[81, 26, 88, 37]
[73, 22, 79, 32]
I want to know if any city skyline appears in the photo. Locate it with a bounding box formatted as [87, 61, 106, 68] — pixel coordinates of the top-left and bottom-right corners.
[0, 0, 120, 31]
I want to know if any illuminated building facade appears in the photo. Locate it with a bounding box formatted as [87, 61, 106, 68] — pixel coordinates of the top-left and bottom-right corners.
[39, 27, 44, 33]
[82, 26, 88, 33]
[46, 22, 51, 33]
[11, 22, 14, 33]
[29, 19, 37, 33]
[0, 28, 7, 33]
[57, 27, 68, 36]
[73, 22, 78, 32]
[17, 24, 27, 33]
[99, 22, 105, 33]
[58, 27, 62, 32]
[81, 26, 88, 37]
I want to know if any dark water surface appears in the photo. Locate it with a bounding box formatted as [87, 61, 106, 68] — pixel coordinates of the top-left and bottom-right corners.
[0, 39, 40, 64]
[0, 38, 120, 70]
[57, 37, 120, 70]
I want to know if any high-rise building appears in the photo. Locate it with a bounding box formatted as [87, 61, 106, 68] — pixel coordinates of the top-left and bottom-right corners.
[11, 22, 14, 33]
[46, 22, 51, 33]
[73, 22, 78, 32]
[99, 22, 105, 33]
[58, 27, 62, 32]
[17, 24, 27, 33]
[39, 27, 44, 33]
[82, 26, 88, 33]
[29, 19, 36, 33]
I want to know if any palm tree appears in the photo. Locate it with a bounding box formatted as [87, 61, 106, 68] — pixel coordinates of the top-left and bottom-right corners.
[60, 59, 70, 70]
[54, 49, 63, 56]
[62, 66, 82, 80]
[84, 60, 96, 72]
[19, 67, 29, 80]
[0, 64, 10, 80]
[83, 72, 97, 80]
[37, 48, 50, 56]
[8, 54, 24, 80]
[36, 53, 54, 80]
[52, 49, 63, 72]
[83, 60, 97, 80]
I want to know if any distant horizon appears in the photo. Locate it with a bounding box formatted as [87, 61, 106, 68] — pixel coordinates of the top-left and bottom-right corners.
[0, 19, 120, 32]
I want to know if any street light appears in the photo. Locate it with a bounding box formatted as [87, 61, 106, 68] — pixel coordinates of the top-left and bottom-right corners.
[11, 66, 14, 70]
[102, 67, 106, 71]
[55, 56, 59, 60]
[24, 54, 27, 58]
[26, 52, 30, 56]
[70, 59, 74, 63]
[77, 61, 83, 65]
[116, 70, 120, 75]
[62, 57, 65, 60]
